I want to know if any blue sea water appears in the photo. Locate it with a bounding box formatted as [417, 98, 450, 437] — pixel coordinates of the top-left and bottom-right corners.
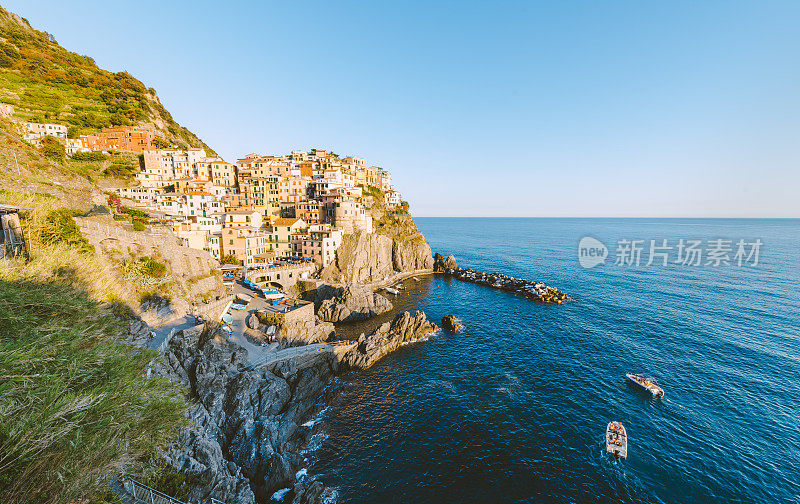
[309, 218, 800, 504]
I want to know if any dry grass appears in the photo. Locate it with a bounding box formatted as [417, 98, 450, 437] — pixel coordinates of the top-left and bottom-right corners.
[0, 192, 188, 503]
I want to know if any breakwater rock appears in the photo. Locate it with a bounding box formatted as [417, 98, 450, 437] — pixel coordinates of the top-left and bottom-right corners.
[156, 325, 339, 504]
[437, 254, 568, 304]
[342, 311, 438, 369]
[433, 253, 458, 273]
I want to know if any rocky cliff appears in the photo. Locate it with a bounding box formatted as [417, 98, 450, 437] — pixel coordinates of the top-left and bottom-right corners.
[308, 283, 393, 323]
[342, 311, 438, 369]
[320, 215, 433, 284]
[156, 325, 339, 504]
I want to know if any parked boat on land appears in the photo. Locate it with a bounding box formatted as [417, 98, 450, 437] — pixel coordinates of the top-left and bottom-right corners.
[626, 373, 664, 397]
[606, 421, 628, 459]
[261, 289, 285, 301]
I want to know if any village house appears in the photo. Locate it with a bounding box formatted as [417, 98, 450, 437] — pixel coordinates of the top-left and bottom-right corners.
[384, 189, 402, 208]
[301, 225, 343, 266]
[222, 225, 269, 266]
[333, 198, 373, 233]
[24, 122, 67, 141]
[264, 217, 307, 257]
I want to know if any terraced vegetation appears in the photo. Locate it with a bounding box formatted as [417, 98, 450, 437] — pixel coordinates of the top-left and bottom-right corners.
[0, 6, 213, 152]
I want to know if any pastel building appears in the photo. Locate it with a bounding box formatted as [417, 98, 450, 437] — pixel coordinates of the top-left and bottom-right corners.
[301, 225, 343, 266]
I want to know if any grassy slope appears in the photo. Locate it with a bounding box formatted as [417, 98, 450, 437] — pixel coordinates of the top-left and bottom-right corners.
[0, 190, 190, 504]
[0, 6, 214, 153]
[0, 6, 210, 502]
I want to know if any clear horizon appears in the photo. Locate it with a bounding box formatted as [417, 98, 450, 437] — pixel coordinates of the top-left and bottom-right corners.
[6, 1, 800, 218]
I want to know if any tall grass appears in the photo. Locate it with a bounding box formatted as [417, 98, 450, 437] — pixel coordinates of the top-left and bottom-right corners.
[0, 278, 187, 504]
[0, 192, 189, 503]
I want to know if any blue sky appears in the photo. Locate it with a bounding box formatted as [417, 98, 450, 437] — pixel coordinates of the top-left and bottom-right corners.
[7, 1, 800, 217]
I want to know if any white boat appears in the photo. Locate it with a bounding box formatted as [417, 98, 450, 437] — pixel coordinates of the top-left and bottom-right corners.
[626, 373, 664, 397]
[261, 289, 285, 301]
[384, 287, 399, 295]
[606, 421, 628, 459]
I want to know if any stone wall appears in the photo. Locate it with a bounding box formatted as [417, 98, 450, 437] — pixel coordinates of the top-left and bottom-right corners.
[73, 216, 223, 297]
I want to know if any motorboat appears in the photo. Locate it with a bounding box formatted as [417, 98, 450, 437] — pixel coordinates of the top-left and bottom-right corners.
[261, 289, 285, 301]
[626, 373, 664, 397]
[606, 421, 628, 459]
[384, 287, 399, 295]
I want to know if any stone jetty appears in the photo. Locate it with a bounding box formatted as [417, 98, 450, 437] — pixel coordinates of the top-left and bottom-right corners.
[434, 253, 568, 304]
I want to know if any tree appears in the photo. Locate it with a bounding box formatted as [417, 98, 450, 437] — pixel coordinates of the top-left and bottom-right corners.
[220, 254, 241, 265]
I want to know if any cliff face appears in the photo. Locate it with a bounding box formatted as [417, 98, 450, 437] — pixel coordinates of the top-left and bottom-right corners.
[320, 232, 394, 284]
[309, 283, 393, 323]
[321, 214, 433, 284]
[158, 325, 339, 504]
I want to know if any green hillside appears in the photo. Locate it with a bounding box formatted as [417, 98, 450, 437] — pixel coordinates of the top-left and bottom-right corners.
[0, 6, 214, 153]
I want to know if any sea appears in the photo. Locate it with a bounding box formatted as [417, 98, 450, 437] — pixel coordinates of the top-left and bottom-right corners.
[306, 218, 800, 504]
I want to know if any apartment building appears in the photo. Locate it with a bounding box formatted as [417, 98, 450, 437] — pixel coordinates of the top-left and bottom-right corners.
[264, 217, 307, 257]
[301, 225, 343, 266]
[24, 122, 67, 141]
[333, 199, 373, 234]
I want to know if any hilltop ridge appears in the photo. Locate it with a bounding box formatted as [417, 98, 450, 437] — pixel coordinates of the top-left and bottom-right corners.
[0, 6, 214, 152]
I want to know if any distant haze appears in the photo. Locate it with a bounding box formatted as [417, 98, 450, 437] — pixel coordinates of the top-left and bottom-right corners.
[8, 1, 800, 217]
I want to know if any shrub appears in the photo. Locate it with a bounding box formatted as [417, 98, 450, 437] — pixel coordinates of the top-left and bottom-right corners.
[40, 208, 94, 254]
[72, 151, 106, 162]
[102, 161, 136, 179]
[220, 254, 241, 265]
[122, 207, 148, 218]
[132, 219, 145, 231]
[139, 256, 166, 278]
[38, 136, 65, 162]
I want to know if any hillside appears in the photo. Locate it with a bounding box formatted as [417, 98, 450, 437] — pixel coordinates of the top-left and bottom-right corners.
[0, 6, 214, 153]
[0, 7, 217, 503]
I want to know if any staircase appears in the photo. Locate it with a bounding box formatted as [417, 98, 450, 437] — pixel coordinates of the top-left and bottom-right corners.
[117, 477, 227, 504]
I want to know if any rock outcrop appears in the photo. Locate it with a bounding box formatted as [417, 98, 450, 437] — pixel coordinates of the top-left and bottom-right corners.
[157, 325, 338, 504]
[312, 284, 393, 323]
[341, 311, 438, 369]
[320, 232, 394, 284]
[321, 215, 433, 284]
[441, 314, 462, 332]
[434, 253, 458, 273]
[281, 318, 336, 344]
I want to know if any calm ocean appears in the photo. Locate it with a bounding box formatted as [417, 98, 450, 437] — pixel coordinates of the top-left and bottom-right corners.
[308, 218, 800, 504]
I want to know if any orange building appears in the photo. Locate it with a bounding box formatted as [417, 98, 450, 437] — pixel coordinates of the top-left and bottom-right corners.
[80, 126, 160, 153]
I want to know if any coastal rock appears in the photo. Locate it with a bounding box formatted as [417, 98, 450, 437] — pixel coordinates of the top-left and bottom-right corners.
[314, 284, 393, 323]
[341, 311, 438, 369]
[392, 233, 434, 272]
[441, 314, 462, 332]
[320, 232, 394, 284]
[280, 319, 336, 344]
[321, 215, 434, 284]
[433, 253, 457, 273]
[162, 405, 256, 504]
[156, 324, 339, 503]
